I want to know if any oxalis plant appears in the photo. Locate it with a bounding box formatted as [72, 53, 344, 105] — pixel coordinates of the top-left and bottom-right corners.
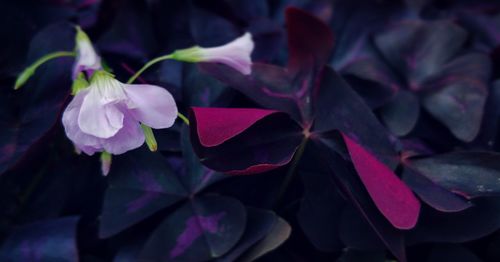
[2, 1, 500, 262]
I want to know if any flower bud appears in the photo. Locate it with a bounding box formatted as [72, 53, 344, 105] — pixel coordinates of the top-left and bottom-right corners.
[172, 32, 254, 75]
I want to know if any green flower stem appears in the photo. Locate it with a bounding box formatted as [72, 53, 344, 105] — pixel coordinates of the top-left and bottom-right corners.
[177, 112, 190, 125]
[126, 54, 173, 84]
[15, 51, 76, 90]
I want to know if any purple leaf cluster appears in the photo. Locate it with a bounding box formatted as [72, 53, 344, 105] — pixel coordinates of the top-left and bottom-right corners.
[2, 0, 500, 261]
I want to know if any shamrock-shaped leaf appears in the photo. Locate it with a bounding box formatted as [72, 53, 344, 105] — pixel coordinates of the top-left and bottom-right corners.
[99, 148, 188, 238]
[140, 195, 246, 261]
[363, 19, 491, 140]
[194, 7, 417, 259]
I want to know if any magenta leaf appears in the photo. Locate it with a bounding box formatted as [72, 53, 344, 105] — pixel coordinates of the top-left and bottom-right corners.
[190, 108, 303, 174]
[341, 133, 420, 230]
[312, 139, 407, 262]
[191, 107, 277, 147]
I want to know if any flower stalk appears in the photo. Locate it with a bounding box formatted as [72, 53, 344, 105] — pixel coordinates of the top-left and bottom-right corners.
[14, 51, 76, 90]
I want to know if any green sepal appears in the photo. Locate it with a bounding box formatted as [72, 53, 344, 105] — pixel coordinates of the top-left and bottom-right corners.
[141, 124, 158, 152]
[71, 72, 90, 95]
[170, 46, 203, 62]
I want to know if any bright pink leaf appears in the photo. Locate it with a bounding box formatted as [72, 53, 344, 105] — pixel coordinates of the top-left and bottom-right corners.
[191, 107, 277, 147]
[341, 132, 420, 229]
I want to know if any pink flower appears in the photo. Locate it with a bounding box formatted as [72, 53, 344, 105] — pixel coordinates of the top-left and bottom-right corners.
[73, 26, 102, 79]
[62, 71, 177, 155]
[172, 32, 254, 75]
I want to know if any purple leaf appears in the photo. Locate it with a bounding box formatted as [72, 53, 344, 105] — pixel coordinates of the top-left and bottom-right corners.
[406, 152, 500, 199]
[140, 196, 246, 261]
[99, 149, 187, 238]
[379, 90, 420, 136]
[285, 7, 334, 73]
[312, 66, 398, 169]
[191, 107, 277, 147]
[421, 53, 490, 142]
[189, 107, 303, 175]
[0, 217, 79, 262]
[341, 133, 420, 230]
[402, 167, 472, 212]
[313, 140, 408, 262]
[374, 20, 467, 89]
[1, 23, 74, 175]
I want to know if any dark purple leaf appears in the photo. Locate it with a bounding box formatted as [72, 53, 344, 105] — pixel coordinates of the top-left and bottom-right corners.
[0, 216, 79, 262]
[184, 64, 230, 107]
[285, 7, 334, 73]
[0, 23, 74, 175]
[402, 167, 472, 212]
[374, 20, 467, 90]
[342, 57, 400, 109]
[140, 196, 246, 261]
[406, 152, 500, 199]
[312, 66, 398, 169]
[379, 90, 420, 136]
[174, 126, 225, 194]
[421, 53, 490, 142]
[330, 0, 400, 70]
[459, 10, 500, 51]
[200, 62, 303, 121]
[99, 149, 187, 238]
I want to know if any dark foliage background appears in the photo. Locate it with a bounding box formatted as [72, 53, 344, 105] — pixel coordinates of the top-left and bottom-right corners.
[1, 0, 500, 261]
